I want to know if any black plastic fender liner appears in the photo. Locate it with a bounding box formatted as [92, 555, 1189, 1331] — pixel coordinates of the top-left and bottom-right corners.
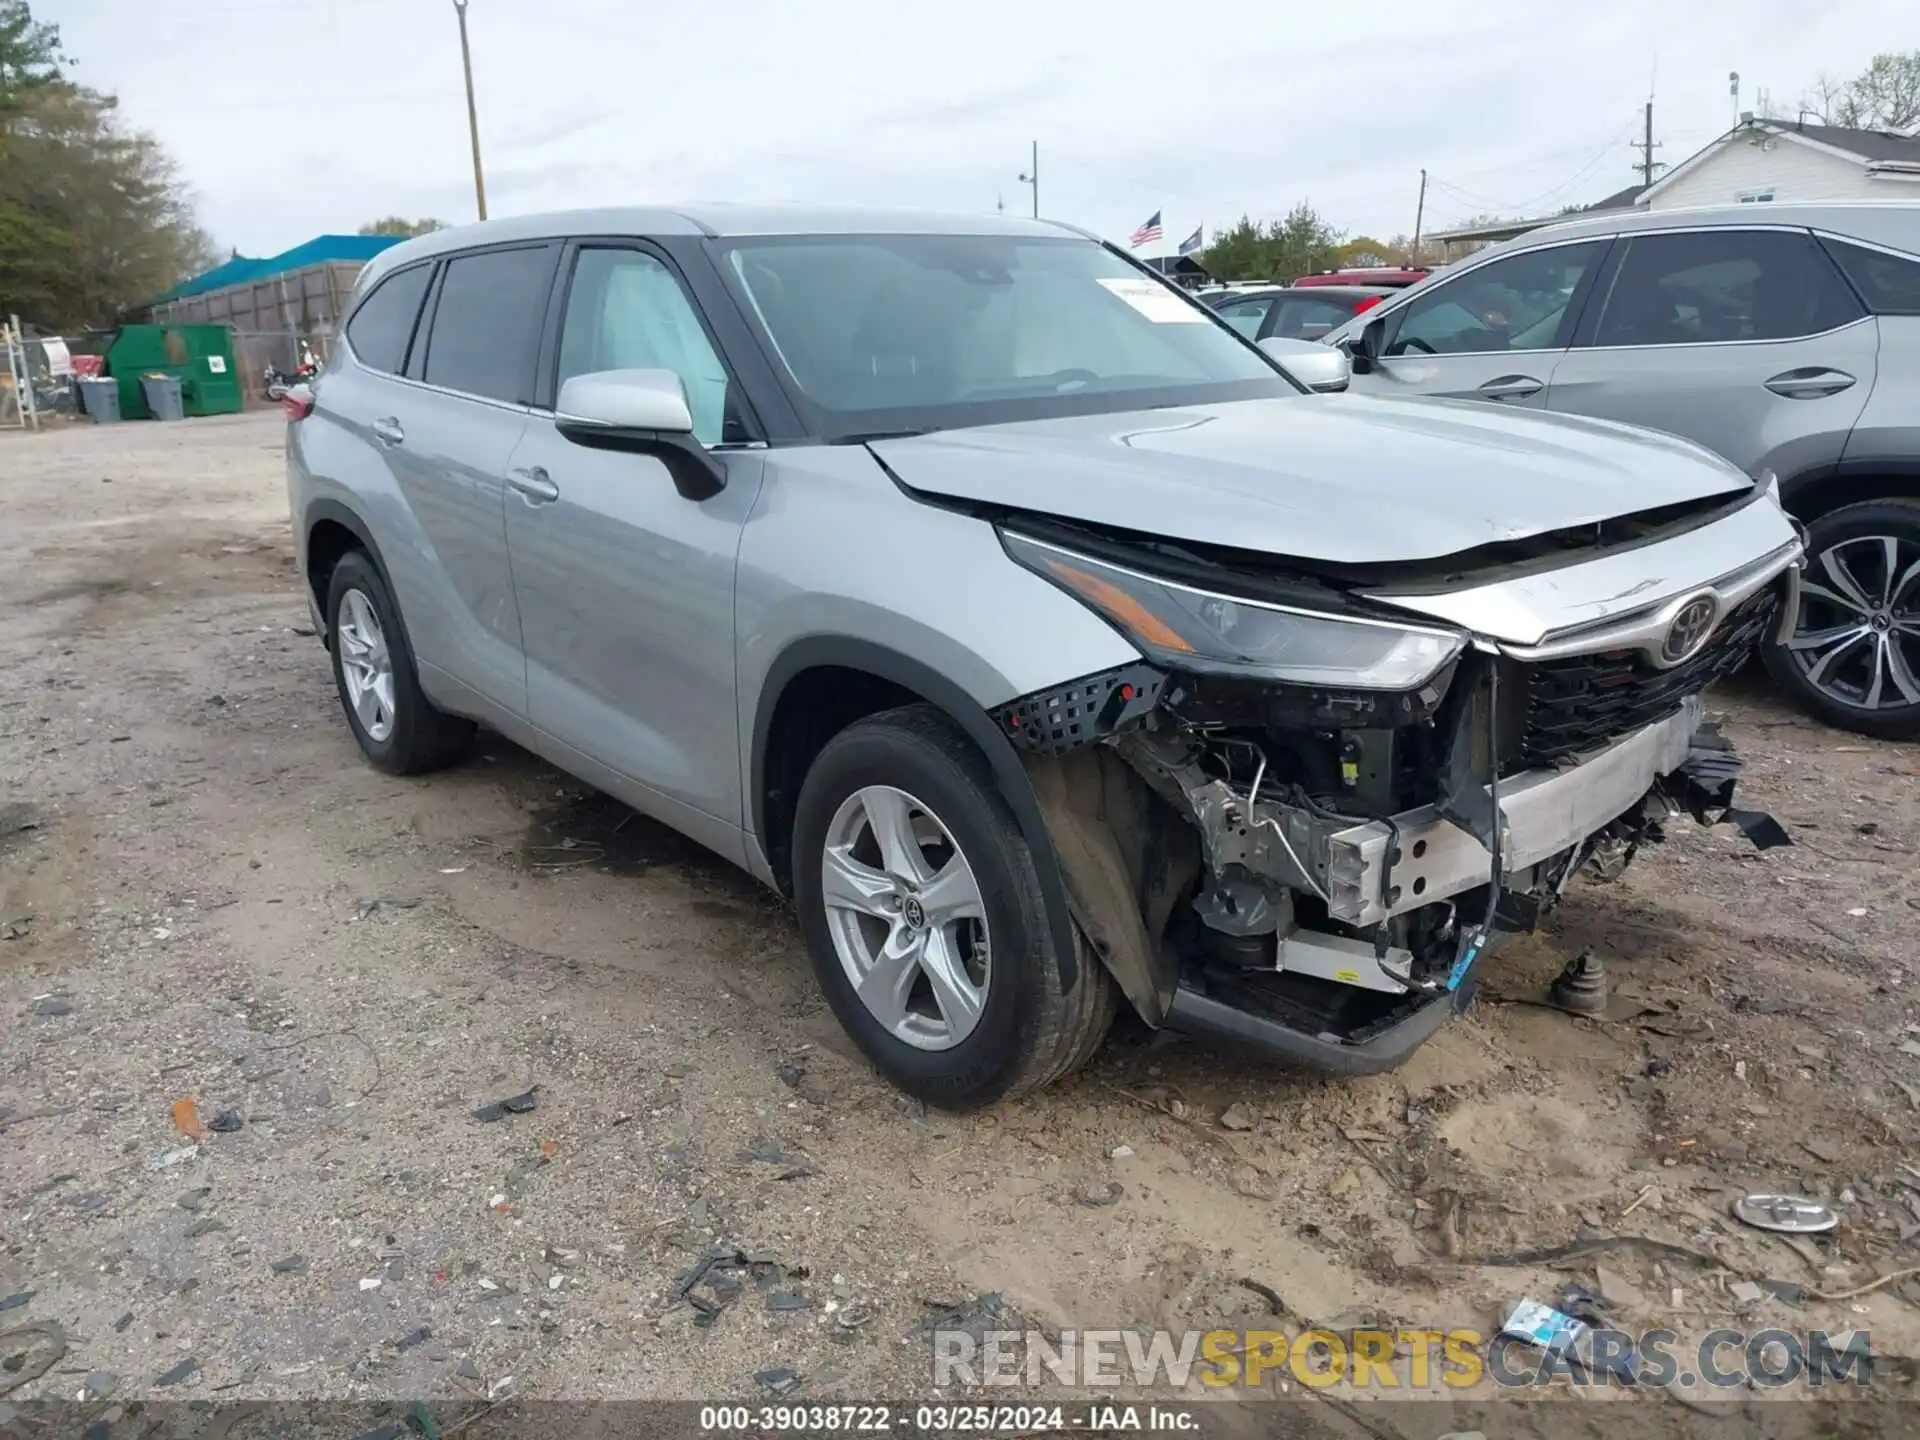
[1663, 723, 1793, 851]
[750, 637, 1081, 993]
[1165, 982, 1455, 1077]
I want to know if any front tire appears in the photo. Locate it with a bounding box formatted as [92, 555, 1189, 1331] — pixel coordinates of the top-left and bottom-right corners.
[1763, 499, 1920, 740]
[325, 550, 474, 774]
[792, 705, 1114, 1109]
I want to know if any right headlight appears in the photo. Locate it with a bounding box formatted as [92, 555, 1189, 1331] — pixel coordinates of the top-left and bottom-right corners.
[1002, 531, 1465, 690]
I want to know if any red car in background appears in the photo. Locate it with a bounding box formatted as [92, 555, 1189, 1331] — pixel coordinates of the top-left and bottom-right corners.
[1201, 284, 1391, 342]
[1290, 265, 1433, 289]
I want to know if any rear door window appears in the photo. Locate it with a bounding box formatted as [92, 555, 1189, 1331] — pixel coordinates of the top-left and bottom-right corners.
[1211, 296, 1272, 338]
[1385, 241, 1606, 356]
[1269, 295, 1363, 340]
[1821, 238, 1920, 316]
[420, 245, 558, 404]
[345, 265, 432, 374]
[1591, 229, 1865, 346]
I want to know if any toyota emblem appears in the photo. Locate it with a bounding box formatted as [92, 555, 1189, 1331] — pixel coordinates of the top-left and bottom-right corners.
[1660, 594, 1721, 665]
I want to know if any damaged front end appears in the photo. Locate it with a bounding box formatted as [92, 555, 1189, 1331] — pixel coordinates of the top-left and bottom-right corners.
[994, 519, 1800, 1075]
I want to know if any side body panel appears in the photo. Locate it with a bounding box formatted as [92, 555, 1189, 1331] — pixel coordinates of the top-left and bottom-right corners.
[290, 360, 529, 719]
[1836, 316, 1920, 492]
[733, 446, 1142, 874]
[503, 422, 766, 835]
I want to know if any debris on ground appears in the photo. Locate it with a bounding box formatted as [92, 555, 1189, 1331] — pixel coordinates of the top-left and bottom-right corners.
[149, 1144, 199, 1171]
[78, 1370, 119, 1401]
[1731, 1193, 1839, 1234]
[740, 1135, 793, 1164]
[1546, 950, 1608, 1016]
[356, 896, 422, 921]
[1218, 1101, 1256, 1131]
[1075, 1181, 1123, 1208]
[269, 1254, 308, 1274]
[171, 1098, 206, 1141]
[471, 1087, 538, 1123]
[154, 1356, 200, 1387]
[0, 1292, 32, 1313]
[28, 995, 69, 1017]
[754, 1367, 802, 1397]
[207, 1108, 244, 1133]
[177, 1187, 213, 1211]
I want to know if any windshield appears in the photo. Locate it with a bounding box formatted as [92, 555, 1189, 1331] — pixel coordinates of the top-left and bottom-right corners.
[715, 233, 1295, 439]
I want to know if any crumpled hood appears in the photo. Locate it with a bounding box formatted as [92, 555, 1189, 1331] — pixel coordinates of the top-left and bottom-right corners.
[870, 393, 1754, 565]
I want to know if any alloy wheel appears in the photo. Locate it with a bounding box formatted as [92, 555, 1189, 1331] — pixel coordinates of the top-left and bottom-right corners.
[820, 784, 990, 1052]
[336, 588, 397, 742]
[1786, 534, 1920, 713]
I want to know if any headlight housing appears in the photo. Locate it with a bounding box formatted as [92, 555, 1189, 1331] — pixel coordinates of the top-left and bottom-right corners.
[1003, 531, 1465, 689]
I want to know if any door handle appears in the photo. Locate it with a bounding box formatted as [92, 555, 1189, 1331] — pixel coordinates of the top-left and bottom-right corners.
[370, 416, 404, 446]
[1477, 374, 1545, 401]
[507, 466, 559, 504]
[1764, 368, 1857, 399]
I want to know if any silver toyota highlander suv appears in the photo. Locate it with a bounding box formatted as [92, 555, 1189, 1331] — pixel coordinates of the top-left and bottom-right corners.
[288, 206, 1800, 1107]
[1325, 200, 1920, 738]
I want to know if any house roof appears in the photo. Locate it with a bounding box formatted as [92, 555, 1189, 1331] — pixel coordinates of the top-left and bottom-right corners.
[1784, 120, 1920, 164]
[1637, 117, 1920, 205]
[152, 234, 405, 304]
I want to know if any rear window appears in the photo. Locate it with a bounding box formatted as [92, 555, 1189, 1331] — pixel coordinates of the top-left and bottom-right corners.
[345, 265, 431, 374]
[1822, 238, 1920, 316]
[420, 246, 557, 404]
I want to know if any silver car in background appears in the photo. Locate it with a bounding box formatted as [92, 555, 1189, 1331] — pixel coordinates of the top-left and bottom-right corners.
[1328, 200, 1920, 738]
[288, 206, 1799, 1107]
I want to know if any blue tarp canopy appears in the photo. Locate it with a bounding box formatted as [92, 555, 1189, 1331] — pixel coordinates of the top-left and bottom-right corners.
[152, 234, 405, 304]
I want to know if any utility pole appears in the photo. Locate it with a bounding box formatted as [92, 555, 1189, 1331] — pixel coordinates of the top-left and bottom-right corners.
[1411, 168, 1427, 260]
[1016, 141, 1039, 219]
[1634, 99, 1662, 191]
[453, 0, 488, 221]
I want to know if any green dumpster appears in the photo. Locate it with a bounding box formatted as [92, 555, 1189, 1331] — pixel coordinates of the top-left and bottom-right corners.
[103, 324, 243, 419]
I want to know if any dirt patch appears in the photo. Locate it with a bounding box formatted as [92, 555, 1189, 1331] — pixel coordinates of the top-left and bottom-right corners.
[3, 414, 1920, 1426]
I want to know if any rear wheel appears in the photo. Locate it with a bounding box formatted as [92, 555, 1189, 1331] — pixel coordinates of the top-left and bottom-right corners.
[1764, 499, 1920, 740]
[792, 704, 1114, 1108]
[325, 550, 474, 774]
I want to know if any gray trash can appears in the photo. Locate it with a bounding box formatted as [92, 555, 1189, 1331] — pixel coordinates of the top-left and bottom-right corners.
[79, 376, 122, 424]
[140, 373, 185, 421]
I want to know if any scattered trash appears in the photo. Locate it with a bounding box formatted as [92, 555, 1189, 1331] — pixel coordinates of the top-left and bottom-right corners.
[548, 1274, 564, 1291]
[1729, 1281, 1765, 1306]
[1, 917, 30, 942]
[754, 1367, 802, 1397]
[395, 1326, 432, 1352]
[360, 1277, 383, 1292]
[170, 1098, 206, 1141]
[835, 1304, 874, 1330]
[1501, 1298, 1589, 1362]
[1593, 1264, 1645, 1313]
[455, 1358, 483, 1381]
[28, 996, 69, 1017]
[207, 1109, 244, 1133]
[1731, 1193, 1839, 1234]
[920, 1292, 1021, 1343]
[111, 1312, 133, 1333]
[1108, 1144, 1135, 1159]
[439, 867, 468, 875]
[1076, 1181, 1123, 1208]
[0, 1293, 31, 1313]
[1218, 1102, 1256, 1131]
[154, 1357, 199, 1387]
[1846, 907, 1869, 918]
[1547, 951, 1608, 1016]
[1237, 1277, 1286, 1315]
[675, 1246, 803, 1329]
[177, 1187, 213, 1212]
[356, 895, 422, 920]
[149, 1144, 199, 1171]
[1802, 1138, 1842, 1164]
[471, 1088, 538, 1123]
[767, 1290, 814, 1313]
[269, 1255, 308, 1274]
[777, 1063, 806, 1089]
[1759, 1279, 1807, 1308]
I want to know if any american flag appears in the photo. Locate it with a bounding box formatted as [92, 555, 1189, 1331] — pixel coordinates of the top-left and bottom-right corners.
[1129, 211, 1163, 248]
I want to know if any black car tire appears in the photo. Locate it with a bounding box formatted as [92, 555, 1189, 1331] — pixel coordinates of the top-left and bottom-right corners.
[325, 550, 474, 774]
[1763, 498, 1920, 741]
[792, 704, 1114, 1109]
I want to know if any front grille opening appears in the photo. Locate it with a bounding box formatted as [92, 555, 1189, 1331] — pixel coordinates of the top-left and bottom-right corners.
[1516, 588, 1776, 767]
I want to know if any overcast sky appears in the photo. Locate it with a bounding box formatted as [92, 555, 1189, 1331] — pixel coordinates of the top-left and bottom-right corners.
[55, 0, 1909, 259]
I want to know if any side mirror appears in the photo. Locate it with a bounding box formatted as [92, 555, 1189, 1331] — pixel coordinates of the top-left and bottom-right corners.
[554, 368, 725, 501]
[1343, 316, 1385, 374]
[1259, 335, 1352, 394]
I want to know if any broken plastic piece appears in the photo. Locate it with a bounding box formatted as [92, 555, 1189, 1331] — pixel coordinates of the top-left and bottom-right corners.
[1731, 1193, 1837, 1234]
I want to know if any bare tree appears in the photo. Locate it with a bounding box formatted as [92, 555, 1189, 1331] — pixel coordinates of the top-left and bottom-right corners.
[1801, 50, 1920, 131]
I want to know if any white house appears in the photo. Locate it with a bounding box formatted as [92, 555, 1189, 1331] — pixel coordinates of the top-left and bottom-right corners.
[1428, 116, 1920, 254]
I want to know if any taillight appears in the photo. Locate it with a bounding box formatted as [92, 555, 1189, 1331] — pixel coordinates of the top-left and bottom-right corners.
[1353, 296, 1384, 314]
[282, 387, 313, 421]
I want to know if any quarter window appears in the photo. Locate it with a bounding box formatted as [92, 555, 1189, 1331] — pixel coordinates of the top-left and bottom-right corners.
[1822, 238, 1920, 317]
[556, 248, 731, 445]
[1384, 241, 1606, 356]
[1592, 230, 1865, 346]
[344, 265, 431, 375]
[420, 246, 556, 404]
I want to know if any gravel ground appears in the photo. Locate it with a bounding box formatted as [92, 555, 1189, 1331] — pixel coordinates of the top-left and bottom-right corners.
[3, 412, 1919, 1437]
